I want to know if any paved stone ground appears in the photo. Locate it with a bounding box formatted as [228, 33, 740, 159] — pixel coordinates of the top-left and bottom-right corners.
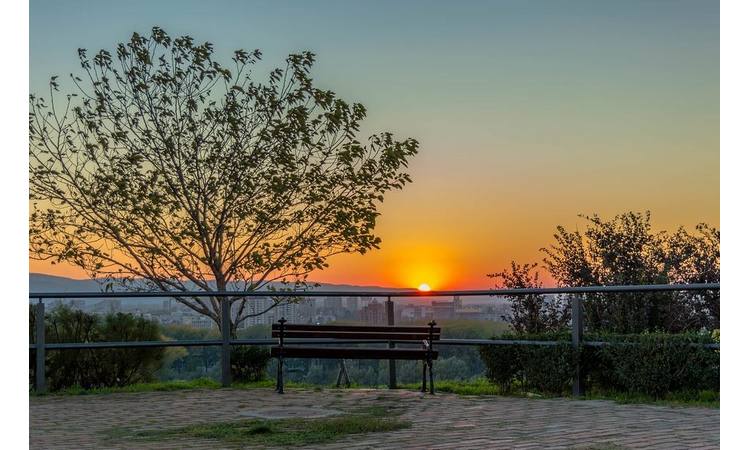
[30, 388, 719, 449]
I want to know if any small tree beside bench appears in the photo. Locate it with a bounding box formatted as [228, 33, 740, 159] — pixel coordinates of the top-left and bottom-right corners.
[271, 319, 440, 394]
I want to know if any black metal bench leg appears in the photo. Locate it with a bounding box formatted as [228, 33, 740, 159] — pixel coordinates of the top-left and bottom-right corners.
[421, 361, 427, 392]
[336, 361, 344, 388]
[342, 360, 351, 388]
[336, 359, 351, 388]
[276, 357, 284, 394]
[428, 360, 434, 395]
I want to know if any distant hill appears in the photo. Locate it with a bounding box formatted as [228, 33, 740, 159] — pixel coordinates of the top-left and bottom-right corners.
[29, 273, 104, 293]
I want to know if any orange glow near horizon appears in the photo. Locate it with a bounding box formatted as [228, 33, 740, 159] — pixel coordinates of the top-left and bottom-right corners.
[30, 209, 720, 290]
[417, 283, 431, 292]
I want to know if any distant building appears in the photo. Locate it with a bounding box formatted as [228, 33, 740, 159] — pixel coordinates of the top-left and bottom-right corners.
[398, 304, 428, 322]
[325, 297, 343, 310]
[344, 297, 359, 312]
[183, 314, 214, 329]
[296, 299, 316, 324]
[240, 297, 275, 326]
[274, 301, 300, 323]
[359, 302, 387, 324]
[431, 300, 455, 320]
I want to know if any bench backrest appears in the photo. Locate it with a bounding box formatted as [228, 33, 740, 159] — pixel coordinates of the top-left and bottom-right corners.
[271, 324, 441, 341]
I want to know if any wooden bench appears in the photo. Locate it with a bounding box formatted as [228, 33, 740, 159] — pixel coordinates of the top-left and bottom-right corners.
[271, 319, 440, 394]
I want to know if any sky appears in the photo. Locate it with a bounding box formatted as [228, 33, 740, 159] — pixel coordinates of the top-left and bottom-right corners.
[29, 0, 719, 289]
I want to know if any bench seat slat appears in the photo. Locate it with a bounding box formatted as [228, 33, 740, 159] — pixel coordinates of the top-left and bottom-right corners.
[272, 324, 440, 334]
[271, 346, 439, 360]
[272, 331, 439, 340]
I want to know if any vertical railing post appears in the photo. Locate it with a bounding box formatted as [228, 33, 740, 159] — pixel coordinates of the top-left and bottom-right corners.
[386, 296, 397, 389]
[571, 295, 584, 397]
[220, 297, 231, 388]
[276, 318, 286, 394]
[35, 298, 46, 394]
[427, 320, 436, 395]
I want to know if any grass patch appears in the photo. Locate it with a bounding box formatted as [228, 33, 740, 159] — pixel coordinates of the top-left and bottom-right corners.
[111, 414, 411, 446]
[43, 378, 221, 396]
[401, 378, 504, 396]
[33, 376, 719, 408]
[401, 378, 719, 408]
[33, 378, 315, 397]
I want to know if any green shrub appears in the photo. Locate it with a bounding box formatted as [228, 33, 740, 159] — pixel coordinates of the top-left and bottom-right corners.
[481, 345, 523, 393]
[231, 346, 271, 382]
[479, 331, 718, 398]
[588, 332, 719, 397]
[479, 333, 575, 395]
[30, 305, 165, 391]
[522, 345, 578, 394]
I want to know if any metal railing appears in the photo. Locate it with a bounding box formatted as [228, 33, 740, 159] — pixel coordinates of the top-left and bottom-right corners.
[29, 283, 719, 395]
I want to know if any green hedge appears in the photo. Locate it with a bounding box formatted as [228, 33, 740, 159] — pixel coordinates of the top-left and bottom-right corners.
[479, 331, 719, 398]
[30, 305, 166, 391]
[479, 333, 575, 395]
[585, 332, 719, 397]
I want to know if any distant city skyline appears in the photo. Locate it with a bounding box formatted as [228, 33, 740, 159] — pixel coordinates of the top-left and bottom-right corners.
[29, 272, 511, 328]
[29, 0, 719, 289]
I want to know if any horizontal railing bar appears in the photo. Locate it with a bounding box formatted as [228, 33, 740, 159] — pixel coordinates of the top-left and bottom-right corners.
[436, 339, 564, 346]
[30, 338, 719, 350]
[29, 338, 400, 350]
[233, 339, 395, 345]
[30, 340, 224, 349]
[272, 325, 439, 333]
[28, 283, 719, 299]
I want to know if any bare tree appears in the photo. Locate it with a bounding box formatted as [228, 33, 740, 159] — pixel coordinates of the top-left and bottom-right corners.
[30, 27, 419, 334]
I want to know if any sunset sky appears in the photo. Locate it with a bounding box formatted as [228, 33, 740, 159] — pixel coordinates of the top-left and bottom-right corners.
[29, 0, 719, 289]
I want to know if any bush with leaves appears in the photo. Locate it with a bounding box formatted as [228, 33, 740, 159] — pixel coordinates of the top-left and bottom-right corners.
[541, 211, 719, 333]
[479, 332, 576, 394]
[30, 305, 165, 391]
[490, 212, 719, 334]
[480, 344, 524, 393]
[230, 346, 271, 383]
[587, 332, 719, 397]
[479, 331, 718, 398]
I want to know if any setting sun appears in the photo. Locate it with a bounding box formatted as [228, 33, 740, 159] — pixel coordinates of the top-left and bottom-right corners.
[417, 283, 431, 292]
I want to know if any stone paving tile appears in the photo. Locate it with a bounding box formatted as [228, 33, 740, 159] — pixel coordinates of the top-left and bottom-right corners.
[30, 388, 719, 449]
